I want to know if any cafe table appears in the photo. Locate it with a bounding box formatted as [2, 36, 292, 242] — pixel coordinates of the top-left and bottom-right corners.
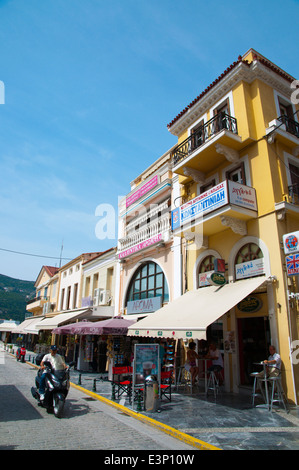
[253, 361, 270, 409]
[198, 358, 210, 394]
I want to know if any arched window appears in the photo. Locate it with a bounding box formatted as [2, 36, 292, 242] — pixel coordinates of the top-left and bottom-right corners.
[198, 255, 215, 274]
[235, 243, 263, 264]
[197, 255, 216, 288]
[126, 262, 169, 304]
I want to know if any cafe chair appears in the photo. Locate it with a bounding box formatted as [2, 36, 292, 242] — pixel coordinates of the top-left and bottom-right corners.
[160, 371, 172, 401]
[112, 366, 133, 403]
[250, 372, 267, 407]
[268, 375, 289, 413]
[207, 370, 220, 398]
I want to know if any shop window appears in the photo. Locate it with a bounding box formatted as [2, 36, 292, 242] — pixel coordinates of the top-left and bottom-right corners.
[126, 262, 169, 304]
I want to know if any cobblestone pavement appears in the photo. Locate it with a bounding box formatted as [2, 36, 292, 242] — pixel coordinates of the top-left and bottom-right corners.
[0, 351, 196, 451]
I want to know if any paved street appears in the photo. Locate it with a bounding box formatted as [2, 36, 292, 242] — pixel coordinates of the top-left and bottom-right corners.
[0, 351, 196, 451]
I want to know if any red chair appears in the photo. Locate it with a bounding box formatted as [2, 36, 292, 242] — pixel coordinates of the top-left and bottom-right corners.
[160, 371, 172, 401]
[112, 366, 133, 402]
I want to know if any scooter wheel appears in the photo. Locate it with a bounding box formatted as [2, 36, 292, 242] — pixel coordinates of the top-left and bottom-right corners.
[53, 396, 64, 418]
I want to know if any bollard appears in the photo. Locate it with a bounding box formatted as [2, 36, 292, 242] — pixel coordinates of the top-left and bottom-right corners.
[93, 379, 97, 392]
[78, 373, 82, 385]
[136, 390, 142, 412]
[111, 382, 116, 400]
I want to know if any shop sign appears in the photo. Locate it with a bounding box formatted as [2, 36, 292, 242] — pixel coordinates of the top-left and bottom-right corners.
[228, 180, 257, 211]
[235, 258, 265, 280]
[118, 233, 162, 259]
[127, 296, 162, 314]
[126, 175, 159, 208]
[171, 180, 257, 231]
[171, 182, 228, 230]
[207, 272, 226, 286]
[237, 296, 263, 313]
[199, 270, 213, 287]
[283, 231, 299, 255]
[286, 254, 299, 276]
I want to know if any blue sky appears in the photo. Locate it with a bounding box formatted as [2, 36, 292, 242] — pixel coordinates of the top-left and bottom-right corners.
[0, 0, 298, 281]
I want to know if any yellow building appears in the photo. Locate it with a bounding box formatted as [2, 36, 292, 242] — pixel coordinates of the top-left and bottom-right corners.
[130, 49, 299, 403]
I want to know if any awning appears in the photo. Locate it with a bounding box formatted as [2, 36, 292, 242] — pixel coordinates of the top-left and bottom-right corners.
[23, 316, 45, 335]
[14, 317, 44, 335]
[127, 276, 267, 340]
[0, 322, 19, 332]
[36, 309, 92, 331]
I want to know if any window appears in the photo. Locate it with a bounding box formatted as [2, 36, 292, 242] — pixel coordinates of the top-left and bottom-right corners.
[126, 262, 169, 304]
[213, 99, 231, 132]
[226, 162, 246, 184]
[289, 162, 299, 201]
[198, 255, 215, 273]
[235, 243, 263, 264]
[191, 120, 204, 150]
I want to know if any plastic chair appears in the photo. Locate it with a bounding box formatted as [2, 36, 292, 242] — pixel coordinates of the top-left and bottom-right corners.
[160, 371, 172, 401]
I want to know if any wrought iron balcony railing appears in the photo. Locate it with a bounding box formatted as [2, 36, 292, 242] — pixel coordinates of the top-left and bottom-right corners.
[278, 115, 299, 138]
[172, 113, 238, 166]
[288, 183, 299, 204]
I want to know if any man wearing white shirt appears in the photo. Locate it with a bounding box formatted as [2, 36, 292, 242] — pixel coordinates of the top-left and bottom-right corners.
[39, 345, 66, 400]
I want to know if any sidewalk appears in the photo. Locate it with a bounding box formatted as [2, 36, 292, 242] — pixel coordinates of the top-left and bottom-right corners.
[4, 344, 299, 450]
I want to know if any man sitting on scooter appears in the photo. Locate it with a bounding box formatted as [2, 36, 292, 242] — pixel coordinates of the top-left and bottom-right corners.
[39, 345, 67, 401]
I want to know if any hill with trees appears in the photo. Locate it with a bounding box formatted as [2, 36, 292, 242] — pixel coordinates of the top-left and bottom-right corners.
[0, 274, 35, 323]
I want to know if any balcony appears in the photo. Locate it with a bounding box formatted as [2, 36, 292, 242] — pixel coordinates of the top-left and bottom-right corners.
[118, 210, 171, 260]
[171, 180, 258, 238]
[278, 115, 299, 139]
[26, 296, 49, 313]
[266, 116, 299, 149]
[172, 113, 241, 176]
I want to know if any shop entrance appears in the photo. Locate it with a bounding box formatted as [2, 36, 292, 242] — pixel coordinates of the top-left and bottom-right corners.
[237, 316, 270, 386]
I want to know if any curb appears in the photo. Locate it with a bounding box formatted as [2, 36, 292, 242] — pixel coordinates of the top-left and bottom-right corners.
[16, 354, 220, 451]
[70, 381, 221, 451]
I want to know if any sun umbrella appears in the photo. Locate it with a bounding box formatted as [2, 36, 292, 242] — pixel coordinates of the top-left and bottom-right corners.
[70, 317, 137, 336]
[52, 320, 96, 335]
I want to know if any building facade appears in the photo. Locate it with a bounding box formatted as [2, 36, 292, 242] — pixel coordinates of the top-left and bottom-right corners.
[118, 147, 176, 320]
[129, 49, 299, 403]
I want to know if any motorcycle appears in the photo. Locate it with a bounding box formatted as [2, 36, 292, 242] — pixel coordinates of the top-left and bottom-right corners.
[16, 346, 26, 362]
[31, 358, 75, 418]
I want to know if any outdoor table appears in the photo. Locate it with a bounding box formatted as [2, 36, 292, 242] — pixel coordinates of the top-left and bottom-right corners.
[253, 361, 270, 409]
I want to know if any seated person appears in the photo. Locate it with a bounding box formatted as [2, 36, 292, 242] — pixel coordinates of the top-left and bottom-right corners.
[205, 342, 223, 383]
[39, 345, 66, 400]
[256, 345, 281, 378]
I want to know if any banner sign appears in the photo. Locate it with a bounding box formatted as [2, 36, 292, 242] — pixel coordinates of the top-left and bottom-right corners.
[118, 233, 162, 259]
[172, 180, 257, 230]
[126, 175, 159, 208]
[235, 258, 265, 280]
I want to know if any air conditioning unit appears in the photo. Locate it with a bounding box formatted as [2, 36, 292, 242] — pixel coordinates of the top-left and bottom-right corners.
[93, 288, 103, 307]
[99, 290, 111, 305]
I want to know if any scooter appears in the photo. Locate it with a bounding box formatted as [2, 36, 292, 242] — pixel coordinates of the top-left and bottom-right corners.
[16, 346, 26, 362]
[31, 359, 75, 418]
